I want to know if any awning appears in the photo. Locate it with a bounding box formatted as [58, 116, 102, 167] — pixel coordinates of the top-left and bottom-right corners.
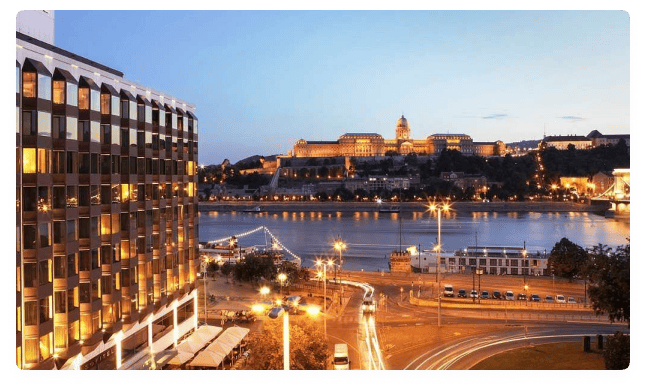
[151, 99, 165, 110]
[23, 57, 51, 77]
[101, 82, 118, 96]
[79, 76, 99, 90]
[167, 350, 194, 366]
[54, 68, 77, 84]
[120, 89, 135, 101]
[137, 95, 151, 106]
[195, 325, 222, 342]
[189, 350, 225, 368]
[167, 325, 223, 365]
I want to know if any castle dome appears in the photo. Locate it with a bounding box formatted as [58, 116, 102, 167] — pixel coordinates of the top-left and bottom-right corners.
[396, 115, 408, 128]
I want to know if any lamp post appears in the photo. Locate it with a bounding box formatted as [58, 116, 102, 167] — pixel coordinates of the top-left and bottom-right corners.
[333, 237, 346, 284]
[428, 202, 450, 283]
[278, 273, 287, 297]
[476, 268, 483, 304]
[316, 258, 334, 340]
[269, 303, 320, 370]
[199, 259, 208, 324]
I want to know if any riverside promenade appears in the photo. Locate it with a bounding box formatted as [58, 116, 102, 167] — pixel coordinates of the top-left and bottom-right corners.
[199, 200, 607, 214]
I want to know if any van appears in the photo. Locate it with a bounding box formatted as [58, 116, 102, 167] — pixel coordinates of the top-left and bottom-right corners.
[333, 344, 350, 370]
[443, 284, 454, 297]
[362, 296, 376, 314]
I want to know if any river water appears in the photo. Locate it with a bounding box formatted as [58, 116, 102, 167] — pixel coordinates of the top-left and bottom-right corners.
[198, 210, 629, 271]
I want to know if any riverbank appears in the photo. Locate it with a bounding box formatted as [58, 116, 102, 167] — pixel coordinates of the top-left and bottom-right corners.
[199, 200, 608, 214]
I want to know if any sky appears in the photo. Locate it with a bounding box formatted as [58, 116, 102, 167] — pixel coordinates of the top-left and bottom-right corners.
[53, 10, 630, 165]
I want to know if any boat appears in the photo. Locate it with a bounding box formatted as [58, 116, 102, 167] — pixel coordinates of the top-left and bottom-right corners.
[378, 205, 400, 213]
[243, 206, 263, 213]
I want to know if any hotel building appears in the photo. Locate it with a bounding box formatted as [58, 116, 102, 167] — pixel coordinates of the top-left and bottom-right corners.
[293, 115, 506, 158]
[16, 11, 199, 369]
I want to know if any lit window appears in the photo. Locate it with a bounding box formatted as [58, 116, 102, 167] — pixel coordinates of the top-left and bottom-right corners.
[53, 80, 65, 104]
[78, 87, 89, 110]
[22, 72, 36, 97]
[23, 148, 36, 173]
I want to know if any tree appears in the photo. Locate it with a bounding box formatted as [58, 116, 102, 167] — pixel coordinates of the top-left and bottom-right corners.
[602, 331, 630, 370]
[233, 254, 277, 285]
[246, 317, 328, 370]
[586, 244, 630, 323]
[547, 238, 587, 280]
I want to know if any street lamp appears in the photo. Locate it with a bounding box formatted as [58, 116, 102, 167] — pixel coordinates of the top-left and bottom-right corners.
[268, 303, 320, 370]
[315, 258, 335, 340]
[199, 258, 210, 324]
[260, 286, 270, 299]
[428, 202, 450, 283]
[333, 237, 346, 284]
[278, 273, 287, 296]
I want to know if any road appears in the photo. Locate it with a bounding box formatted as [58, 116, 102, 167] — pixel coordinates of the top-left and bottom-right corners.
[404, 323, 629, 370]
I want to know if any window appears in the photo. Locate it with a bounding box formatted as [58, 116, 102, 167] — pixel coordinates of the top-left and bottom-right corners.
[37, 149, 50, 174]
[79, 87, 89, 110]
[79, 283, 90, 303]
[121, 100, 129, 119]
[24, 263, 38, 287]
[53, 221, 65, 244]
[52, 116, 65, 139]
[38, 223, 50, 248]
[101, 125, 110, 145]
[79, 120, 90, 142]
[66, 185, 78, 207]
[130, 128, 137, 147]
[111, 96, 120, 116]
[23, 72, 36, 97]
[69, 320, 79, 346]
[52, 186, 65, 209]
[111, 124, 119, 145]
[91, 89, 100, 112]
[40, 297, 51, 323]
[53, 80, 65, 104]
[67, 254, 77, 277]
[54, 256, 66, 279]
[55, 291, 66, 313]
[130, 101, 137, 121]
[66, 220, 77, 241]
[38, 74, 51, 100]
[101, 94, 110, 114]
[23, 148, 36, 173]
[91, 121, 100, 143]
[66, 116, 77, 140]
[67, 83, 77, 106]
[79, 154, 90, 174]
[52, 151, 65, 174]
[37, 112, 51, 137]
[22, 110, 35, 136]
[24, 301, 38, 325]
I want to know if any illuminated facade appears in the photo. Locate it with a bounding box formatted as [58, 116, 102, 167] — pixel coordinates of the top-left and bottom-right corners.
[17, 11, 199, 369]
[293, 115, 505, 158]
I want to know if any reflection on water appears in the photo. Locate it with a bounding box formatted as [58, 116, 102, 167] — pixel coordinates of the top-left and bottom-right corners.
[200, 210, 629, 271]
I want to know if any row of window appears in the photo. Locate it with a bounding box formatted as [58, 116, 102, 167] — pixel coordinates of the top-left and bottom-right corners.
[446, 258, 542, 267]
[20, 110, 198, 151]
[21, 148, 197, 178]
[18, 66, 197, 134]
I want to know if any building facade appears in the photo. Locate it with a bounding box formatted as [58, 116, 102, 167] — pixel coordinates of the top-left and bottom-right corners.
[16, 11, 199, 369]
[293, 115, 505, 158]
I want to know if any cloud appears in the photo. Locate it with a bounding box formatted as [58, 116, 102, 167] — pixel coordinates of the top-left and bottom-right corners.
[560, 116, 585, 121]
[482, 114, 508, 120]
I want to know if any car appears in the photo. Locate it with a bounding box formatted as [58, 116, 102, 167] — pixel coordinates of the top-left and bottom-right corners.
[362, 297, 376, 313]
[505, 291, 514, 300]
[530, 294, 540, 302]
[545, 295, 554, 303]
[333, 344, 350, 370]
[457, 289, 467, 298]
[492, 291, 502, 300]
[268, 307, 285, 319]
[470, 289, 478, 298]
[517, 293, 527, 301]
[556, 295, 566, 304]
[568, 297, 577, 304]
[443, 284, 454, 297]
[480, 290, 490, 299]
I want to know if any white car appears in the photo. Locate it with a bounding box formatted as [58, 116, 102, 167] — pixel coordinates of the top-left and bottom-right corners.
[505, 291, 514, 300]
[568, 297, 577, 304]
[556, 295, 566, 304]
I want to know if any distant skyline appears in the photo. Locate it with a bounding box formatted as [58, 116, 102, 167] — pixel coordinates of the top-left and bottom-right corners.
[54, 10, 629, 164]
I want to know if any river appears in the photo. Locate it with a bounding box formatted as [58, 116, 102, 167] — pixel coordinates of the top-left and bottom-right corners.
[198, 210, 629, 271]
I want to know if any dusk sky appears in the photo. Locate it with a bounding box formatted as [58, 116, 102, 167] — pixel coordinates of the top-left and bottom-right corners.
[54, 10, 629, 165]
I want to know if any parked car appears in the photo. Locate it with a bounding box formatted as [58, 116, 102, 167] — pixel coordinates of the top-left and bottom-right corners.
[457, 289, 467, 298]
[556, 295, 566, 304]
[545, 295, 554, 303]
[568, 297, 577, 304]
[480, 290, 490, 299]
[492, 291, 502, 300]
[517, 293, 527, 301]
[470, 289, 478, 298]
[530, 294, 540, 302]
[505, 291, 514, 301]
[443, 284, 454, 298]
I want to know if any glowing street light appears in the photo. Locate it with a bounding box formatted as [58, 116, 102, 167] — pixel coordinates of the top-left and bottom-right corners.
[428, 201, 451, 327]
[278, 273, 287, 296]
[316, 258, 335, 339]
[333, 237, 346, 284]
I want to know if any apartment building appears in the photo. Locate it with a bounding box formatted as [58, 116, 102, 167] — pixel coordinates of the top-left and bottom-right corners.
[16, 11, 199, 369]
